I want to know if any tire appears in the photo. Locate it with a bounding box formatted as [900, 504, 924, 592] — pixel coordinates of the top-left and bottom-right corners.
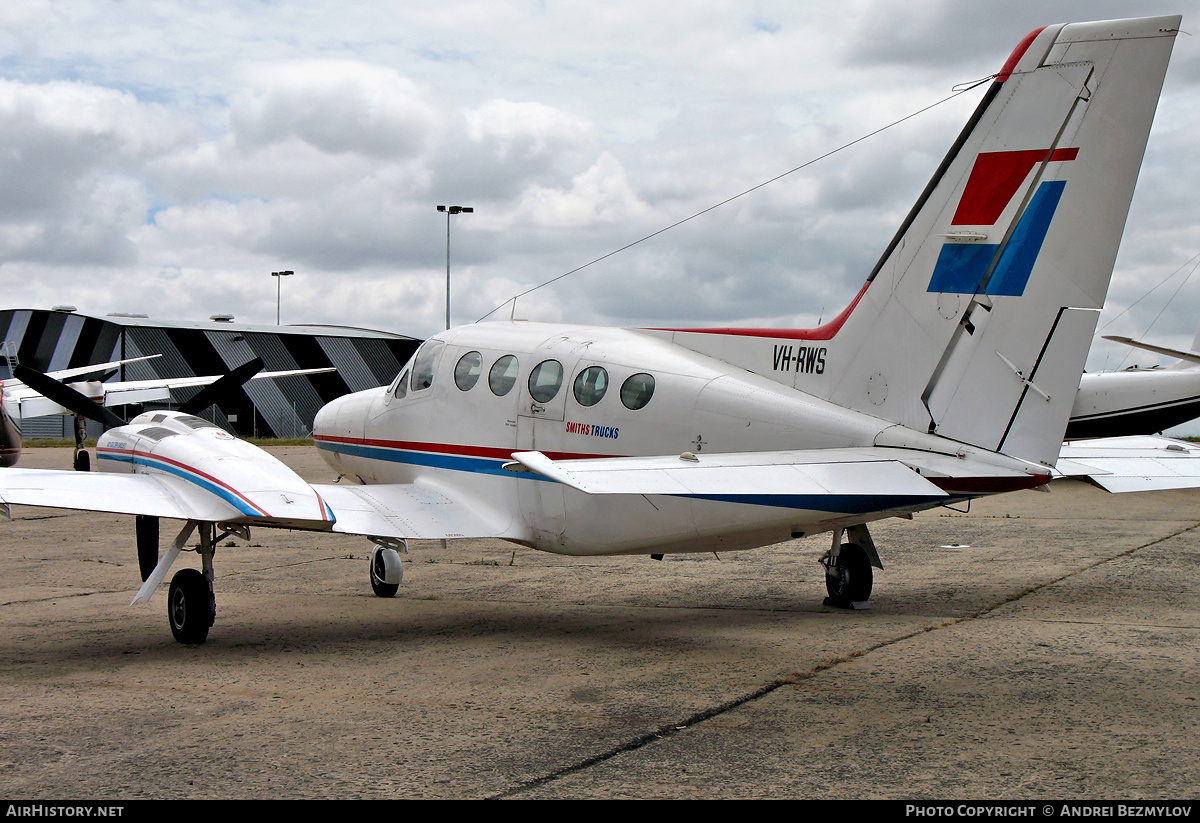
[73, 450, 90, 472]
[825, 542, 873, 605]
[370, 550, 399, 598]
[168, 568, 214, 644]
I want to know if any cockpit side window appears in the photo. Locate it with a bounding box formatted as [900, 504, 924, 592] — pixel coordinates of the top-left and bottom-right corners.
[489, 355, 519, 396]
[411, 340, 445, 392]
[454, 351, 483, 391]
[620, 373, 655, 410]
[529, 360, 564, 403]
[392, 369, 409, 399]
[573, 366, 608, 407]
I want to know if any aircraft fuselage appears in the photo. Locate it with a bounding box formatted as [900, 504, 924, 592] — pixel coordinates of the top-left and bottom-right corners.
[313, 322, 1043, 556]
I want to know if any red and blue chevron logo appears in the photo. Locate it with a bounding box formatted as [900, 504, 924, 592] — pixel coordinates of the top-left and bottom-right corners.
[928, 148, 1077, 296]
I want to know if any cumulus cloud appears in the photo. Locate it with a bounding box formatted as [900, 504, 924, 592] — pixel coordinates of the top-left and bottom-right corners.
[512, 152, 649, 228]
[0, 0, 1195, 360]
[464, 99, 593, 162]
[229, 60, 440, 159]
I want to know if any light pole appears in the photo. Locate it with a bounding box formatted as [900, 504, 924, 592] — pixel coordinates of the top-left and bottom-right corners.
[271, 270, 294, 325]
[437, 205, 473, 329]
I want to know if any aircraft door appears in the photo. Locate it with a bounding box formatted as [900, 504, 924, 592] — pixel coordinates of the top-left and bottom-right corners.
[517, 352, 579, 450]
[516, 342, 586, 549]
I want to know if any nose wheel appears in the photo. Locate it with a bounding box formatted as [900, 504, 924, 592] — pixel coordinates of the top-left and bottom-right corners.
[369, 540, 406, 597]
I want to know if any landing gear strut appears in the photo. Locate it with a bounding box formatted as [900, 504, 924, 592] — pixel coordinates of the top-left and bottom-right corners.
[72, 415, 90, 471]
[133, 519, 248, 644]
[821, 524, 882, 609]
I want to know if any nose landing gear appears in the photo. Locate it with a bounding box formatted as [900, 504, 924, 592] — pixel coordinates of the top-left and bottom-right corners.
[369, 538, 407, 598]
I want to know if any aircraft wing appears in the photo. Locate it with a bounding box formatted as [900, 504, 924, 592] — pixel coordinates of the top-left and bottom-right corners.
[1056, 436, 1200, 492]
[10, 366, 338, 418]
[0, 468, 247, 522]
[0, 469, 505, 540]
[1101, 335, 1200, 366]
[97, 367, 338, 407]
[44, 355, 162, 382]
[313, 482, 505, 539]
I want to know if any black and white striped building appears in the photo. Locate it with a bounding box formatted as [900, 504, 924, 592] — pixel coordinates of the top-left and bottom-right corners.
[0, 308, 420, 438]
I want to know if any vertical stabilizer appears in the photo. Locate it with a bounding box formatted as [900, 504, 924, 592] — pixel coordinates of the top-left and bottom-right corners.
[655, 15, 1179, 467]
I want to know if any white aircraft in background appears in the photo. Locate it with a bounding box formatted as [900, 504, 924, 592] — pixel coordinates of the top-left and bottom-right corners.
[1069, 327, 1200, 439]
[0, 15, 1194, 645]
[0, 356, 334, 469]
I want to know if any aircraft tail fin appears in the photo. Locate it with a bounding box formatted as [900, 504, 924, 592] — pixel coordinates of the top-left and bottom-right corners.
[657, 15, 1179, 467]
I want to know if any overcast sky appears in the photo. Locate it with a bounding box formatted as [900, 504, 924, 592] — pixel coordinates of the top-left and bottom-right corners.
[2, 1, 1199, 382]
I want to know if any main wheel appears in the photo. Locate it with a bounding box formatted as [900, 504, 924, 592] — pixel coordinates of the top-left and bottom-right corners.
[168, 568, 215, 644]
[73, 449, 90, 472]
[370, 549, 400, 598]
[825, 542, 873, 606]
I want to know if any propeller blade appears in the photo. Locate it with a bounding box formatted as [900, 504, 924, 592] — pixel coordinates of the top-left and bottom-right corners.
[180, 358, 264, 415]
[13, 364, 125, 429]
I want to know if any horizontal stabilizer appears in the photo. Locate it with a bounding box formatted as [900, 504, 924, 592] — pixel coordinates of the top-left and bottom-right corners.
[507, 449, 945, 501]
[507, 447, 1047, 510]
[1056, 436, 1200, 492]
[1101, 335, 1200, 366]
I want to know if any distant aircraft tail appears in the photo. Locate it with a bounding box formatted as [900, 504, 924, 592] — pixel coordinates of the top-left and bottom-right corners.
[657, 15, 1179, 467]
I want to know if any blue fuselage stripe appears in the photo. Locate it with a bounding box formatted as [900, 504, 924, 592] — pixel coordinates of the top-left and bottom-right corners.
[316, 439, 523, 478]
[318, 440, 942, 515]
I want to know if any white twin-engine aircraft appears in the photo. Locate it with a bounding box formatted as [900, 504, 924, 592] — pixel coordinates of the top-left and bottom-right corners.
[0, 15, 1194, 644]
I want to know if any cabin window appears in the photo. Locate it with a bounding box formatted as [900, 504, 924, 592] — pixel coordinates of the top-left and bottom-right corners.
[528, 359, 564, 403]
[489, 355, 519, 396]
[454, 351, 483, 391]
[392, 369, 409, 399]
[572, 366, 608, 407]
[620, 373, 655, 410]
[411, 340, 444, 392]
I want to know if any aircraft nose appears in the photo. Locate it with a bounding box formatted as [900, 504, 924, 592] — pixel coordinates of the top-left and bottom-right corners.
[313, 397, 339, 438]
[314, 388, 381, 441]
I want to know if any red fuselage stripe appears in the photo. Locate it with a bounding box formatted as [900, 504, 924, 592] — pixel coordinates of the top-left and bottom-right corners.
[313, 434, 620, 462]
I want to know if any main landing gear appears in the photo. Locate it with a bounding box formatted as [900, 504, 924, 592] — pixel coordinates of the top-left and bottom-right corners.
[168, 567, 214, 644]
[134, 518, 247, 645]
[820, 524, 883, 610]
[369, 538, 407, 598]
